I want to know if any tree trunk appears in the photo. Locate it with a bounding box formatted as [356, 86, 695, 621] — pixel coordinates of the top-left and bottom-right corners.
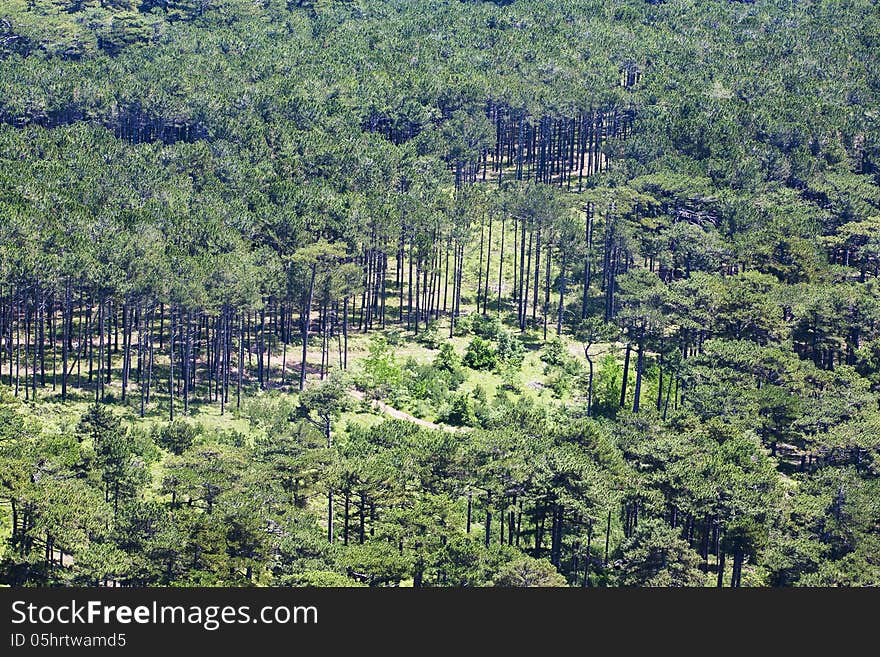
[556, 249, 567, 336]
[619, 343, 631, 409]
[300, 263, 317, 390]
[632, 332, 644, 413]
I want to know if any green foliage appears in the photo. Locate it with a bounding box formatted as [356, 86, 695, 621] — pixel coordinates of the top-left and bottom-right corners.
[154, 420, 199, 455]
[593, 353, 624, 417]
[546, 371, 571, 399]
[1, 0, 880, 589]
[492, 556, 567, 587]
[467, 314, 503, 340]
[439, 392, 476, 427]
[495, 330, 525, 369]
[335, 542, 412, 587]
[433, 343, 462, 375]
[613, 520, 705, 587]
[415, 321, 442, 349]
[78, 405, 152, 505]
[359, 335, 403, 395]
[395, 357, 463, 412]
[540, 338, 568, 367]
[283, 570, 366, 587]
[462, 336, 496, 371]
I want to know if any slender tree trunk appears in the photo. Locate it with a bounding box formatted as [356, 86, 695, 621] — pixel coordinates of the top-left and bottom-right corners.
[61, 281, 70, 400]
[532, 226, 543, 322]
[483, 213, 493, 315]
[582, 203, 593, 318]
[300, 264, 317, 390]
[168, 308, 175, 421]
[619, 343, 631, 409]
[484, 492, 492, 548]
[497, 218, 505, 314]
[343, 491, 350, 546]
[359, 493, 366, 544]
[477, 216, 485, 315]
[556, 250, 567, 335]
[327, 490, 334, 544]
[633, 332, 644, 414]
[585, 344, 594, 417]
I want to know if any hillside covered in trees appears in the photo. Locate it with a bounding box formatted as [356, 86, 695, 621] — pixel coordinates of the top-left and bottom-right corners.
[1, 0, 879, 587]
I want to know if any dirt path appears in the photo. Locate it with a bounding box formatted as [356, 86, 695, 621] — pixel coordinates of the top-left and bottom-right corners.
[349, 390, 466, 433]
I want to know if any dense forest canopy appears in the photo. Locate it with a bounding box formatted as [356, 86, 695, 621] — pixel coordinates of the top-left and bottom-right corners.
[0, 0, 879, 587]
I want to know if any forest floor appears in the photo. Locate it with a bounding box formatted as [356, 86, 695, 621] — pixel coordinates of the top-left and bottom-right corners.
[1, 302, 620, 435]
[348, 389, 466, 432]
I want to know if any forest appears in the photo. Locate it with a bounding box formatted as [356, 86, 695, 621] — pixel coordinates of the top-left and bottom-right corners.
[0, 0, 879, 587]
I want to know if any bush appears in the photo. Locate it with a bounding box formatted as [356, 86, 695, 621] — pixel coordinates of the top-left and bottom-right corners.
[497, 363, 522, 392]
[433, 342, 461, 372]
[243, 391, 300, 436]
[472, 385, 490, 426]
[547, 372, 570, 399]
[440, 392, 476, 426]
[360, 335, 402, 395]
[281, 571, 366, 587]
[463, 336, 497, 370]
[496, 330, 525, 368]
[540, 337, 568, 367]
[416, 321, 442, 349]
[446, 366, 466, 391]
[402, 360, 460, 405]
[155, 420, 198, 455]
[468, 314, 503, 339]
[593, 352, 623, 417]
[214, 429, 249, 448]
[381, 328, 406, 346]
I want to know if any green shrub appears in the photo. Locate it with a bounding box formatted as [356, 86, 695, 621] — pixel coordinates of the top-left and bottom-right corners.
[431, 343, 466, 389]
[498, 363, 522, 392]
[403, 360, 459, 405]
[243, 391, 300, 436]
[496, 330, 525, 368]
[463, 336, 497, 370]
[440, 392, 476, 426]
[540, 337, 568, 367]
[593, 352, 623, 417]
[468, 314, 503, 339]
[155, 420, 198, 455]
[360, 335, 403, 394]
[445, 366, 466, 390]
[547, 372, 570, 399]
[416, 321, 442, 349]
[434, 342, 461, 372]
[282, 571, 366, 587]
[214, 429, 249, 448]
[381, 328, 406, 346]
